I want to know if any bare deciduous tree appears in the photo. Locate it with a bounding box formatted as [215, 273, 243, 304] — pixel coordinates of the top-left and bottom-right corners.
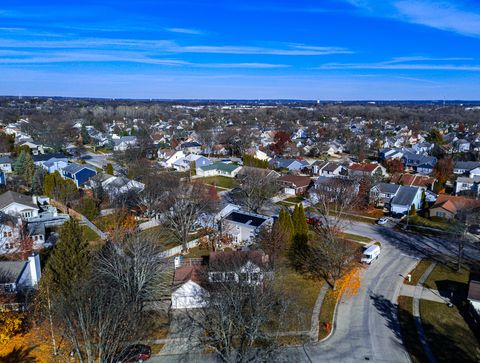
[230, 167, 279, 213]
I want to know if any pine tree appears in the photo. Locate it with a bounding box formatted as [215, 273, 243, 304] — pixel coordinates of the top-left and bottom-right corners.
[292, 203, 308, 237]
[23, 152, 35, 185]
[288, 233, 309, 271]
[44, 219, 90, 295]
[14, 150, 27, 176]
[409, 204, 417, 216]
[31, 167, 46, 195]
[104, 163, 114, 175]
[278, 208, 294, 241]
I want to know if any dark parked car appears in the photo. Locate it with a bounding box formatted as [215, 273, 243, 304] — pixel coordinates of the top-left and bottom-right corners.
[117, 344, 151, 363]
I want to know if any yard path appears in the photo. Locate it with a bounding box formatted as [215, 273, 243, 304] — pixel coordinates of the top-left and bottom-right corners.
[412, 262, 438, 363]
[400, 285, 446, 304]
[309, 284, 329, 342]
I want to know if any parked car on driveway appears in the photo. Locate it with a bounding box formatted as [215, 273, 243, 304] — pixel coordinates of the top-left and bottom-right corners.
[377, 217, 389, 225]
[117, 344, 151, 363]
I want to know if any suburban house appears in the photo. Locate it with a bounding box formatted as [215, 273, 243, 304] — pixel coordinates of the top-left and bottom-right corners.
[370, 183, 401, 208]
[221, 209, 272, 245]
[0, 213, 21, 254]
[349, 163, 387, 178]
[454, 161, 480, 177]
[277, 175, 312, 195]
[430, 195, 480, 220]
[0, 191, 39, 220]
[171, 264, 207, 310]
[236, 166, 280, 181]
[158, 149, 185, 168]
[208, 250, 271, 286]
[311, 161, 347, 178]
[401, 152, 437, 172]
[61, 163, 97, 187]
[244, 148, 271, 161]
[33, 153, 69, 173]
[0, 155, 13, 173]
[0, 253, 42, 311]
[326, 141, 344, 155]
[453, 139, 471, 153]
[113, 136, 137, 151]
[90, 173, 145, 197]
[389, 186, 423, 215]
[391, 173, 436, 191]
[455, 176, 480, 196]
[467, 272, 480, 320]
[180, 141, 202, 154]
[173, 154, 211, 172]
[313, 176, 359, 198]
[379, 148, 405, 161]
[171, 250, 271, 309]
[370, 183, 422, 214]
[196, 162, 242, 178]
[269, 157, 309, 172]
[18, 141, 47, 155]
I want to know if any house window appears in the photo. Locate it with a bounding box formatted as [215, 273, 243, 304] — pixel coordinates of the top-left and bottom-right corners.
[4, 242, 13, 249]
[209, 272, 224, 282]
[225, 272, 236, 282]
[3, 232, 6, 237]
[39, 235, 43, 240]
[436, 212, 446, 218]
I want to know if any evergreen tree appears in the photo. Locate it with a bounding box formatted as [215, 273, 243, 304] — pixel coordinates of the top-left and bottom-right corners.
[278, 208, 294, 241]
[80, 125, 91, 144]
[44, 219, 90, 295]
[292, 203, 309, 237]
[409, 204, 417, 216]
[288, 233, 309, 271]
[14, 150, 27, 176]
[23, 152, 35, 185]
[31, 167, 46, 195]
[104, 163, 114, 175]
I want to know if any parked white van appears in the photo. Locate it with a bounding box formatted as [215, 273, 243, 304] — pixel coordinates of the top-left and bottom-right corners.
[361, 245, 380, 264]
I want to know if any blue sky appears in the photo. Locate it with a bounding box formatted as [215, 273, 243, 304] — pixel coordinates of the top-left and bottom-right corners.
[1, 0, 480, 99]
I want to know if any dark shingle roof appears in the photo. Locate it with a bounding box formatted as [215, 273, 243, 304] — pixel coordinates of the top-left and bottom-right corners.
[225, 211, 268, 228]
[391, 186, 419, 206]
[32, 153, 68, 162]
[62, 163, 97, 175]
[0, 155, 12, 164]
[0, 191, 37, 210]
[374, 183, 401, 194]
[0, 261, 27, 284]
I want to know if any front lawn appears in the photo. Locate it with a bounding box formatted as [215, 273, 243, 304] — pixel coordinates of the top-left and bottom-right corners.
[274, 263, 324, 332]
[81, 225, 101, 243]
[197, 176, 239, 189]
[140, 226, 183, 250]
[397, 296, 427, 363]
[420, 300, 480, 362]
[318, 287, 340, 340]
[338, 232, 372, 243]
[406, 215, 449, 231]
[423, 264, 469, 291]
[405, 259, 432, 286]
[284, 196, 305, 204]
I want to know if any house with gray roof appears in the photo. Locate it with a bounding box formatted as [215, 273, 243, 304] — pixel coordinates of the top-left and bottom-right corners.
[61, 163, 97, 187]
[370, 183, 401, 208]
[390, 186, 422, 215]
[0, 191, 39, 220]
[0, 253, 41, 294]
[113, 136, 137, 152]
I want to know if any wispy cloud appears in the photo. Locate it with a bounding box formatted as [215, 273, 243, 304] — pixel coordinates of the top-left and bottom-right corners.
[342, 0, 480, 38]
[319, 56, 480, 71]
[179, 44, 352, 56]
[165, 27, 204, 35]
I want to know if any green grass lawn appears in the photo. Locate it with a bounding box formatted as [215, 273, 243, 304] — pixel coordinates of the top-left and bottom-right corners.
[397, 296, 427, 363]
[338, 232, 372, 243]
[274, 263, 324, 332]
[406, 215, 449, 231]
[81, 225, 101, 242]
[276, 201, 294, 208]
[328, 211, 377, 224]
[318, 287, 340, 340]
[406, 259, 433, 286]
[420, 300, 480, 362]
[423, 264, 469, 291]
[284, 196, 305, 204]
[197, 176, 239, 189]
[140, 226, 183, 250]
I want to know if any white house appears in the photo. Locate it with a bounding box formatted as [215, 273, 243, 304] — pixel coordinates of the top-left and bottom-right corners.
[0, 253, 42, 294]
[222, 210, 272, 245]
[196, 162, 242, 178]
[113, 136, 137, 151]
[171, 266, 208, 310]
[0, 213, 21, 254]
[0, 191, 39, 220]
[390, 186, 423, 215]
[455, 176, 480, 196]
[158, 149, 185, 168]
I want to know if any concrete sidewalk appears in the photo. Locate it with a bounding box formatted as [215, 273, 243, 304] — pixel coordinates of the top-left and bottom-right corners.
[400, 284, 447, 304]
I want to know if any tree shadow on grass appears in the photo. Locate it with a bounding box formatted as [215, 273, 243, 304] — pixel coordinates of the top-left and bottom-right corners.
[0, 345, 37, 363]
[370, 293, 480, 363]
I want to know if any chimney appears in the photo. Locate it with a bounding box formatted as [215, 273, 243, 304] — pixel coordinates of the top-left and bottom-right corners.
[28, 253, 42, 288]
[32, 195, 37, 205]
